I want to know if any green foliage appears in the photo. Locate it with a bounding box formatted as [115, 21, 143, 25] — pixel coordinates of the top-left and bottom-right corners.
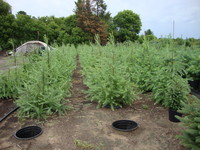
[59, 15, 91, 46]
[79, 38, 139, 110]
[175, 46, 200, 81]
[0, 14, 16, 49]
[141, 104, 149, 110]
[127, 40, 160, 92]
[144, 29, 154, 36]
[0, 44, 76, 120]
[186, 53, 200, 80]
[177, 99, 200, 150]
[0, 0, 12, 16]
[15, 14, 38, 43]
[0, 52, 29, 99]
[13, 45, 76, 119]
[1, 29, 199, 123]
[79, 38, 195, 111]
[94, 0, 111, 22]
[74, 139, 104, 150]
[174, 38, 185, 46]
[0, 68, 27, 99]
[2, 0, 200, 50]
[113, 10, 142, 42]
[145, 35, 157, 41]
[17, 11, 27, 15]
[160, 75, 189, 110]
[152, 42, 190, 110]
[75, 0, 108, 45]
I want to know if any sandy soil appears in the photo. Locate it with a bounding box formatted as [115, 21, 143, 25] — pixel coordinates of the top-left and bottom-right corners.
[0, 52, 16, 71]
[0, 56, 188, 150]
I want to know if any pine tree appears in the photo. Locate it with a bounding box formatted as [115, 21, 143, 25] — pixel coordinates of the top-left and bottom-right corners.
[75, 0, 108, 45]
[177, 99, 200, 150]
[94, 0, 111, 22]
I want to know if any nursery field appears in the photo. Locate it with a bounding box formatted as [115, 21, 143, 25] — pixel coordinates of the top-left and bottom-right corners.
[0, 57, 186, 150]
[0, 40, 200, 150]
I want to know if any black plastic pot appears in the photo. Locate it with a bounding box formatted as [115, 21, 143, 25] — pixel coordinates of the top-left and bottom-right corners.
[188, 80, 200, 91]
[112, 120, 138, 132]
[104, 105, 122, 109]
[191, 91, 200, 99]
[14, 126, 43, 140]
[168, 109, 182, 123]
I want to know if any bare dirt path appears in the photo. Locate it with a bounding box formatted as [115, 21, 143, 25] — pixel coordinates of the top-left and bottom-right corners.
[0, 55, 187, 150]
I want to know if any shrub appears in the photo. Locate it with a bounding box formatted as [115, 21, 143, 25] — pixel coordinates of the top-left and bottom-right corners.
[152, 67, 190, 110]
[16, 46, 76, 119]
[79, 42, 139, 110]
[177, 99, 200, 150]
[0, 68, 27, 99]
[152, 41, 190, 110]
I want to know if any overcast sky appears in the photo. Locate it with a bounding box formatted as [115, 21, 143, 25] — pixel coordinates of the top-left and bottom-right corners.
[5, 0, 200, 39]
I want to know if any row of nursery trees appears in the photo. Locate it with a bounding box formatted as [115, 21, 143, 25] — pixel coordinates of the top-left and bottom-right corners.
[0, 45, 77, 119]
[0, 37, 199, 149]
[1, 0, 199, 51]
[79, 37, 200, 150]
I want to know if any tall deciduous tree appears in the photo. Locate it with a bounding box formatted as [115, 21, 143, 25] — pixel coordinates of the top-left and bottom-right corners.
[113, 10, 142, 42]
[15, 13, 36, 43]
[59, 15, 90, 46]
[75, 0, 108, 45]
[17, 11, 27, 15]
[144, 29, 156, 41]
[0, 0, 11, 16]
[0, 0, 15, 50]
[0, 14, 16, 50]
[144, 29, 154, 36]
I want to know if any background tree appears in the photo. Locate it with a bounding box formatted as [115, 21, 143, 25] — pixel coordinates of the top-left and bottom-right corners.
[94, 0, 111, 22]
[113, 10, 142, 42]
[75, 0, 108, 45]
[15, 12, 37, 43]
[0, 0, 15, 50]
[38, 16, 65, 45]
[2, 0, 198, 50]
[58, 15, 90, 46]
[178, 100, 200, 150]
[144, 29, 156, 41]
[45, 16, 60, 44]
[144, 29, 153, 36]
[174, 38, 184, 46]
[0, 14, 16, 50]
[0, 0, 12, 16]
[17, 11, 27, 15]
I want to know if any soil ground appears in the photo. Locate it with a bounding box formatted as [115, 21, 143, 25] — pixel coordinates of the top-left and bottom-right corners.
[0, 55, 188, 150]
[0, 51, 19, 71]
[0, 51, 9, 71]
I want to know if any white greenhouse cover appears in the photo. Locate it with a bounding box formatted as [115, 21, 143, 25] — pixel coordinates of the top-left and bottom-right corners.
[15, 41, 49, 54]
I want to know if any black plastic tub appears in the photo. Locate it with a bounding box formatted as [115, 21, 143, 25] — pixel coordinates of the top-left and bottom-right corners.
[104, 105, 122, 109]
[188, 80, 200, 91]
[169, 109, 182, 123]
[112, 120, 138, 132]
[14, 126, 43, 140]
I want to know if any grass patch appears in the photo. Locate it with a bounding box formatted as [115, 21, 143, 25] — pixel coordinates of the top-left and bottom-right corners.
[74, 139, 104, 150]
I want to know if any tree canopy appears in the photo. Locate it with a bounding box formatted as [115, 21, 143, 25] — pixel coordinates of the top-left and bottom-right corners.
[75, 0, 108, 45]
[113, 10, 142, 42]
[94, 0, 111, 22]
[0, 0, 12, 16]
[144, 29, 154, 36]
[0, 0, 171, 50]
